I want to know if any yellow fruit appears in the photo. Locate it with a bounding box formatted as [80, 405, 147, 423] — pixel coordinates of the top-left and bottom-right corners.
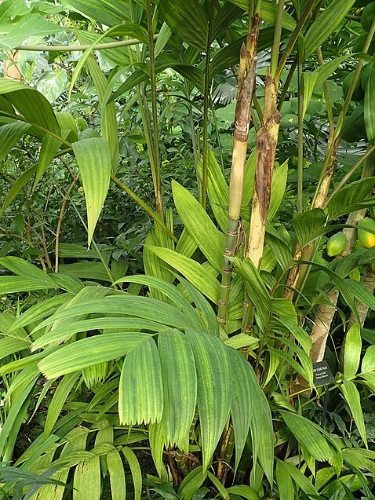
[358, 218, 375, 248]
[327, 232, 347, 257]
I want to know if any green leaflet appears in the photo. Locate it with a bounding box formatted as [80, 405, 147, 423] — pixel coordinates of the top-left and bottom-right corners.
[172, 180, 225, 272]
[73, 456, 101, 500]
[119, 336, 163, 425]
[72, 137, 112, 245]
[148, 246, 221, 303]
[364, 63, 375, 142]
[268, 160, 288, 222]
[122, 447, 142, 500]
[362, 345, 375, 373]
[106, 449, 126, 500]
[343, 323, 362, 380]
[327, 177, 375, 219]
[63, 0, 132, 26]
[276, 460, 319, 498]
[0, 121, 30, 161]
[280, 411, 332, 462]
[186, 330, 231, 471]
[0, 165, 37, 218]
[303, 0, 357, 58]
[158, 330, 197, 450]
[38, 333, 148, 379]
[0, 78, 60, 135]
[340, 380, 367, 445]
[158, 0, 208, 51]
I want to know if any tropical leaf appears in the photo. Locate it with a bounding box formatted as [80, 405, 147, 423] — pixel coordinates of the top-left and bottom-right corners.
[0, 122, 30, 161]
[38, 333, 148, 379]
[172, 180, 225, 271]
[303, 0, 357, 58]
[280, 411, 332, 462]
[0, 79, 60, 135]
[186, 330, 231, 470]
[72, 138, 112, 245]
[364, 63, 375, 142]
[343, 323, 362, 380]
[119, 336, 163, 425]
[158, 330, 197, 450]
[340, 380, 367, 444]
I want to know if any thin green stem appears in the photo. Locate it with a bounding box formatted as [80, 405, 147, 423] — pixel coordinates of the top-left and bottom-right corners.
[15, 35, 158, 52]
[270, 0, 285, 78]
[323, 144, 375, 208]
[276, 0, 318, 78]
[201, 19, 212, 209]
[146, 0, 163, 216]
[297, 61, 304, 212]
[111, 175, 177, 242]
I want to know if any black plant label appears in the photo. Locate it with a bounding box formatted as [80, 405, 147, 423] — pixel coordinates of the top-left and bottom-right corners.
[313, 361, 334, 386]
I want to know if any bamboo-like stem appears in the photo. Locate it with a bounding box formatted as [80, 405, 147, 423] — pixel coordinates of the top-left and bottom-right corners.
[284, 22, 375, 299]
[245, 0, 283, 268]
[217, 14, 261, 326]
[310, 150, 375, 362]
[246, 74, 280, 266]
[15, 36, 158, 52]
[146, 0, 163, 216]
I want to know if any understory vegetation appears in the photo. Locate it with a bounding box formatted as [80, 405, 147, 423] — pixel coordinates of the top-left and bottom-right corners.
[1, 0, 375, 498]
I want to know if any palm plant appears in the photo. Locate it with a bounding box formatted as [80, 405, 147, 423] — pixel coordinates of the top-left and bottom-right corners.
[0, 0, 375, 498]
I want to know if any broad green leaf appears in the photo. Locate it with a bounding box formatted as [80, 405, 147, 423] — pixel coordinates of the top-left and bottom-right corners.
[122, 447, 142, 500]
[178, 466, 207, 500]
[340, 380, 367, 444]
[232, 257, 271, 332]
[207, 471, 230, 499]
[107, 450, 126, 500]
[0, 122, 30, 161]
[0, 257, 54, 284]
[276, 460, 319, 497]
[229, 0, 296, 30]
[280, 411, 332, 462]
[229, 348, 274, 482]
[63, 0, 131, 26]
[302, 56, 348, 118]
[292, 208, 326, 245]
[57, 262, 112, 282]
[304, 0, 357, 58]
[0, 12, 61, 51]
[38, 333, 148, 379]
[44, 372, 80, 437]
[37, 69, 68, 104]
[205, 149, 228, 232]
[148, 246, 220, 303]
[73, 456, 101, 500]
[172, 180, 225, 271]
[0, 380, 36, 459]
[226, 485, 260, 500]
[343, 323, 362, 380]
[0, 79, 60, 135]
[186, 330, 231, 470]
[362, 345, 375, 373]
[33, 294, 193, 334]
[0, 276, 57, 295]
[364, 63, 375, 142]
[268, 160, 288, 221]
[80, 44, 119, 168]
[327, 177, 375, 219]
[158, 330, 197, 451]
[158, 0, 208, 51]
[32, 316, 166, 351]
[72, 137, 111, 245]
[0, 165, 36, 218]
[276, 460, 294, 500]
[119, 336, 163, 425]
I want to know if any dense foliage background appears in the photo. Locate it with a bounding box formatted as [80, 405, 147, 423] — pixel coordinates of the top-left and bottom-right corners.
[0, 0, 375, 498]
